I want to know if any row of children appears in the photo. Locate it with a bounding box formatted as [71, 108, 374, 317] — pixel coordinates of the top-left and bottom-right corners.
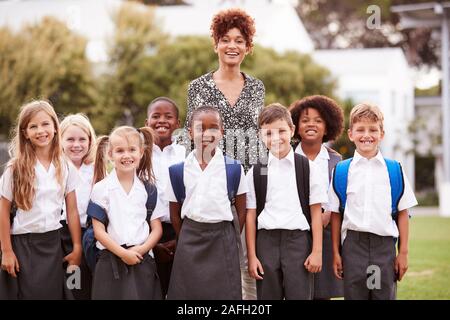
[0, 94, 417, 300]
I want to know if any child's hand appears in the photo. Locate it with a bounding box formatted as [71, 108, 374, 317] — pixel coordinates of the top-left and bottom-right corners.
[322, 211, 331, 228]
[154, 240, 176, 264]
[63, 247, 82, 268]
[121, 249, 143, 266]
[248, 256, 264, 280]
[129, 245, 147, 257]
[304, 251, 322, 273]
[333, 253, 343, 280]
[1, 250, 20, 278]
[395, 252, 408, 281]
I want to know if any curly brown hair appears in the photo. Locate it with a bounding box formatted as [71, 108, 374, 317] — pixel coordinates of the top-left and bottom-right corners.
[289, 95, 344, 143]
[210, 8, 256, 51]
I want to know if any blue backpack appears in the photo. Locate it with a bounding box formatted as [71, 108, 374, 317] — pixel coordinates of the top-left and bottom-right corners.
[82, 181, 157, 273]
[168, 156, 242, 204]
[332, 158, 405, 222]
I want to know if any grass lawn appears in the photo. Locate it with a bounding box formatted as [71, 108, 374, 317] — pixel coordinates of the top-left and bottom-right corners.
[397, 216, 450, 300]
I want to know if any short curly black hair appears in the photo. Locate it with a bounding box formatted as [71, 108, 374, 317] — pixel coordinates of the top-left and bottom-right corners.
[210, 8, 256, 51]
[289, 95, 344, 143]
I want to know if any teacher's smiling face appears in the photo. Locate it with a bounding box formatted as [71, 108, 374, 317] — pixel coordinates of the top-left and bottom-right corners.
[214, 27, 249, 68]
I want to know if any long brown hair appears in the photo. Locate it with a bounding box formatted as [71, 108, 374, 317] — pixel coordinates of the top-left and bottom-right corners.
[92, 126, 155, 185]
[8, 100, 64, 211]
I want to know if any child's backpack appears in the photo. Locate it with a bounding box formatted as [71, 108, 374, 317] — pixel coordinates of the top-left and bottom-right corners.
[332, 158, 405, 222]
[252, 153, 311, 227]
[82, 181, 157, 273]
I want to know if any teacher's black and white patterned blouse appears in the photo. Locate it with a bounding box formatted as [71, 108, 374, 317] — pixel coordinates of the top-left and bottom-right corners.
[183, 71, 266, 172]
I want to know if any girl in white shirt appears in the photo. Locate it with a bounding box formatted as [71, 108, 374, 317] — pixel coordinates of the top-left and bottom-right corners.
[89, 126, 163, 300]
[60, 113, 97, 300]
[0, 100, 82, 300]
[290, 95, 345, 300]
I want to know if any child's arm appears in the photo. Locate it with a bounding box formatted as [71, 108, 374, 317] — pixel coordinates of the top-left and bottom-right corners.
[304, 203, 322, 273]
[64, 191, 82, 267]
[130, 218, 163, 256]
[170, 201, 183, 238]
[234, 193, 246, 233]
[0, 197, 19, 277]
[245, 208, 264, 280]
[395, 209, 409, 281]
[92, 219, 143, 265]
[331, 212, 343, 279]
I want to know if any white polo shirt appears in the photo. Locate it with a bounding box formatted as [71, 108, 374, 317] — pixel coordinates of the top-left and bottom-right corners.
[246, 149, 329, 231]
[61, 163, 94, 228]
[90, 169, 165, 255]
[164, 148, 248, 223]
[1, 159, 79, 235]
[328, 150, 418, 243]
[152, 143, 186, 223]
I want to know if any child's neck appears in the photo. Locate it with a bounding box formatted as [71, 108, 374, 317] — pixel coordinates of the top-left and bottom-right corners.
[269, 148, 291, 160]
[35, 147, 52, 169]
[155, 138, 172, 151]
[215, 65, 242, 82]
[194, 147, 216, 171]
[300, 141, 322, 161]
[116, 169, 135, 194]
[358, 149, 379, 160]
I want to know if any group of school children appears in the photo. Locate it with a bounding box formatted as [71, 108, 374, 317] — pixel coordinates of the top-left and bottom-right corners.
[0, 94, 417, 300]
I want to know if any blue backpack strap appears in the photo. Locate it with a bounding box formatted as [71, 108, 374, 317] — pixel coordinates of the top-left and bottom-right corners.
[83, 201, 108, 273]
[143, 181, 158, 222]
[384, 158, 405, 220]
[224, 156, 241, 202]
[332, 158, 353, 214]
[168, 161, 186, 203]
[86, 200, 108, 225]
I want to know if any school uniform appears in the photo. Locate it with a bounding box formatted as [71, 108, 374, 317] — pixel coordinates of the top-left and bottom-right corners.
[295, 143, 344, 299]
[165, 148, 247, 300]
[246, 149, 328, 300]
[152, 142, 186, 298]
[328, 150, 418, 300]
[89, 169, 164, 300]
[60, 163, 94, 300]
[0, 159, 79, 300]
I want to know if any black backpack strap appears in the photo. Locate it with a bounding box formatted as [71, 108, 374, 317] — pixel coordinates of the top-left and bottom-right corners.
[253, 162, 268, 217]
[326, 146, 342, 182]
[294, 153, 311, 226]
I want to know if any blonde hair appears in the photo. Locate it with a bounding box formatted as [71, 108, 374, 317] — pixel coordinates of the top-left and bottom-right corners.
[60, 113, 97, 165]
[93, 126, 155, 185]
[8, 100, 63, 211]
[349, 103, 384, 131]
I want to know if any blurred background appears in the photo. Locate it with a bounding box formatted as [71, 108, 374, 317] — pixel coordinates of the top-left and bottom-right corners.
[0, 0, 449, 299]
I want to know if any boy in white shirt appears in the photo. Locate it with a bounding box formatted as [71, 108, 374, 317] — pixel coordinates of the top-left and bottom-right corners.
[165, 106, 247, 300]
[330, 103, 418, 300]
[246, 103, 327, 300]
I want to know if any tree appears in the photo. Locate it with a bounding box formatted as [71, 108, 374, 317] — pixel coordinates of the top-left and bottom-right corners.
[0, 17, 96, 138]
[296, 0, 440, 67]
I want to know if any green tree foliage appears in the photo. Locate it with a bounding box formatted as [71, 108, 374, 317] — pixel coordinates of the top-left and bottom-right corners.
[0, 17, 96, 138]
[296, 0, 440, 67]
[331, 99, 355, 159]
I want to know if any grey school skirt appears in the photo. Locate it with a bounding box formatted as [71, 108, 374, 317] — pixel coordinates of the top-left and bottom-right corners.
[91, 249, 162, 300]
[0, 229, 64, 300]
[167, 218, 242, 300]
[313, 225, 344, 299]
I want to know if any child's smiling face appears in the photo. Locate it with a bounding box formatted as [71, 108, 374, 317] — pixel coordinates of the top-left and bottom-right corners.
[109, 134, 143, 174]
[260, 119, 295, 159]
[189, 111, 224, 153]
[146, 101, 180, 144]
[348, 118, 384, 159]
[298, 107, 327, 144]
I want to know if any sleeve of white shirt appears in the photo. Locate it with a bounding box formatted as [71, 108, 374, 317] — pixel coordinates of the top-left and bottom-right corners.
[398, 166, 418, 212]
[163, 175, 178, 203]
[1, 167, 13, 202]
[65, 161, 80, 195]
[309, 160, 329, 206]
[90, 182, 107, 209]
[327, 169, 340, 213]
[150, 197, 166, 221]
[236, 165, 248, 195]
[245, 167, 257, 209]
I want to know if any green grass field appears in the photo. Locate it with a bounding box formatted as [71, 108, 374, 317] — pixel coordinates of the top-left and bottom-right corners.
[397, 216, 450, 300]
